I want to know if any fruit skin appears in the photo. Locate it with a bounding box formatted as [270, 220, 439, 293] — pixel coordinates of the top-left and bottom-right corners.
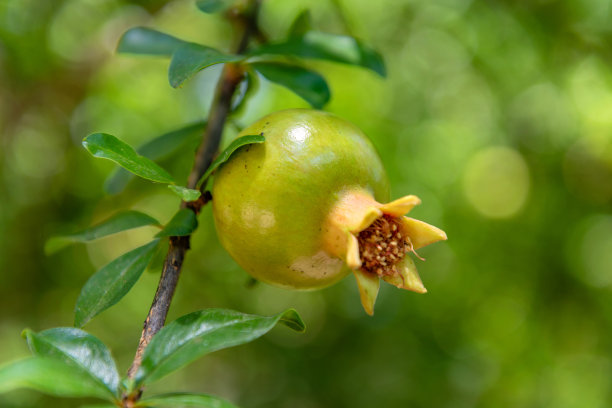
[212, 109, 389, 289]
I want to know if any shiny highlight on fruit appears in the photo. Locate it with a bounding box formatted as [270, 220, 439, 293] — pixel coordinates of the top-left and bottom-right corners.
[212, 109, 446, 314]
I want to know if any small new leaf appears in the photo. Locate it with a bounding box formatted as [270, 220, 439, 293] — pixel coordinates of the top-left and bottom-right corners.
[140, 392, 239, 408]
[168, 185, 202, 202]
[117, 27, 187, 56]
[45, 211, 160, 255]
[197, 134, 265, 188]
[24, 328, 120, 398]
[134, 308, 305, 386]
[156, 209, 198, 238]
[0, 357, 114, 400]
[83, 133, 175, 184]
[74, 240, 160, 328]
[252, 62, 330, 109]
[169, 43, 242, 88]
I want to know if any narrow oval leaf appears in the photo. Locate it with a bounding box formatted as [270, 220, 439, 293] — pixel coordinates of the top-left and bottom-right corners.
[252, 62, 330, 109]
[249, 31, 386, 77]
[137, 122, 206, 160]
[117, 27, 187, 56]
[196, 134, 265, 188]
[0, 357, 113, 400]
[24, 328, 120, 397]
[135, 308, 305, 386]
[75, 240, 160, 328]
[45, 211, 160, 255]
[168, 185, 202, 202]
[140, 392, 239, 408]
[169, 43, 242, 88]
[83, 133, 175, 184]
[155, 209, 198, 238]
[230, 72, 255, 114]
[105, 121, 206, 194]
[196, 0, 234, 13]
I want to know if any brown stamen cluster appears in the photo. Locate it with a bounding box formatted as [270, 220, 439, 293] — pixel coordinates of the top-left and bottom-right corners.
[357, 215, 411, 277]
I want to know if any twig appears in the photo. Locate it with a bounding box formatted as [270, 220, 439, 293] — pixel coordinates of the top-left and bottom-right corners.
[123, 1, 261, 404]
[187, 0, 261, 191]
[125, 236, 189, 378]
[186, 63, 245, 190]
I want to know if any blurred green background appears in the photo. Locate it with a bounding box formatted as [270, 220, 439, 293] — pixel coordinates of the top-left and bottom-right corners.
[2, 0, 612, 407]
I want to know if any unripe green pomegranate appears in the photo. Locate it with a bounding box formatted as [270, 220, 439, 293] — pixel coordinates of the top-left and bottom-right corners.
[212, 109, 446, 314]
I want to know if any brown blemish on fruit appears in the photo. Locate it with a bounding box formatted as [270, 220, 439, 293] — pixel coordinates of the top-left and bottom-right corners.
[357, 215, 413, 277]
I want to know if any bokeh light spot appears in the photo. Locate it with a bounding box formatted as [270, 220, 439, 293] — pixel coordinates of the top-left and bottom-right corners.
[563, 140, 612, 204]
[462, 146, 530, 218]
[577, 215, 612, 288]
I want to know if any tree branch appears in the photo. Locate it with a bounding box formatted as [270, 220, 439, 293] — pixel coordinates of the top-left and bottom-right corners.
[125, 236, 189, 380]
[123, 2, 261, 404]
[187, 1, 261, 190]
[186, 63, 245, 190]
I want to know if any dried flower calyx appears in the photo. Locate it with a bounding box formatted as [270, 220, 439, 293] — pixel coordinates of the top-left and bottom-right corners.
[323, 191, 447, 315]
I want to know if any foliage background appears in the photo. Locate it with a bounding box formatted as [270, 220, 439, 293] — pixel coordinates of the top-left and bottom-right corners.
[2, 0, 612, 407]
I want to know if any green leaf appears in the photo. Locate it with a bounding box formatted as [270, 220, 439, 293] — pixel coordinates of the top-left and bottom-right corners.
[230, 72, 256, 114]
[252, 62, 330, 109]
[117, 27, 187, 56]
[0, 357, 113, 400]
[249, 31, 386, 77]
[169, 43, 242, 88]
[196, 134, 265, 188]
[75, 240, 160, 328]
[155, 209, 198, 238]
[168, 185, 202, 202]
[83, 133, 175, 184]
[24, 328, 120, 397]
[135, 308, 305, 386]
[140, 392, 239, 408]
[105, 121, 206, 194]
[45, 211, 160, 255]
[195, 0, 234, 13]
[137, 122, 206, 160]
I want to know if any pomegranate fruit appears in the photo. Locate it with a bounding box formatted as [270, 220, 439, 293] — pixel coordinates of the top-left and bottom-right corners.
[212, 109, 446, 314]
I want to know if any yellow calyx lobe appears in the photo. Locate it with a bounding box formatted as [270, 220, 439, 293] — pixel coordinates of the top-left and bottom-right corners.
[323, 190, 447, 315]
